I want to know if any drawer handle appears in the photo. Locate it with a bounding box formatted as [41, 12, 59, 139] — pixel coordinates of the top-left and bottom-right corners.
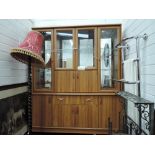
[58, 98, 64, 101]
[86, 98, 93, 102]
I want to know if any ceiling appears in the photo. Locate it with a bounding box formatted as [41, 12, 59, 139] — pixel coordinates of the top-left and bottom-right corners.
[31, 19, 124, 27]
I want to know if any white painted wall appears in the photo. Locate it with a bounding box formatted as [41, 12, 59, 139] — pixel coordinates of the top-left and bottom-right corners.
[0, 19, 33, 86]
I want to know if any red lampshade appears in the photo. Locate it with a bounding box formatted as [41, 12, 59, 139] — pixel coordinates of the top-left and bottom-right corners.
[11, 31, 45, 67]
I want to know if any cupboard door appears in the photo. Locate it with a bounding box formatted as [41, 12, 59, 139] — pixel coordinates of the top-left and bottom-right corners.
[32, 95, 52, 128]
[76, 70, 98, 92]
[80, 96, 99, 128]
[52, 96, 77, 127]
[52, 96, 99, 128]
[99, 96, 123, 131]
[54, 71, 75, 92]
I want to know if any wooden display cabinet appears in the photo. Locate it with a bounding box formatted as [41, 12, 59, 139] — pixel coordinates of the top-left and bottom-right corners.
[32, 24, 123, 134]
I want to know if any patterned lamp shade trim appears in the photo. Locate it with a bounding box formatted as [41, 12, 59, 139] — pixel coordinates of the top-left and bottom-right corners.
[11, 31, 45, 67]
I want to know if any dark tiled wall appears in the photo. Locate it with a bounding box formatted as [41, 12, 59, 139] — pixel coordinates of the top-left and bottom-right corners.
[0, 92, 28, 135]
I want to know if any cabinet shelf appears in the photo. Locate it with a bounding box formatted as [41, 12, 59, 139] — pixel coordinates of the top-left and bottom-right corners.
[116, 91, 153, 104]
[113, 79, 139, 84]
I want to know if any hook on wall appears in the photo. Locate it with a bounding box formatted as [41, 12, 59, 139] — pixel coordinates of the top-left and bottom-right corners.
[135, 33, 148, 40]
[143, 33, 148, 40]
[115, 33, 148, 48]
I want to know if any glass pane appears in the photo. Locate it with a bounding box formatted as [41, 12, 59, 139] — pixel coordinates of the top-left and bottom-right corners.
[35, 32, 52, 89]
[78, 30, 95, 69]
[100, 29, 118, 88]
[56, 30, 73, 69]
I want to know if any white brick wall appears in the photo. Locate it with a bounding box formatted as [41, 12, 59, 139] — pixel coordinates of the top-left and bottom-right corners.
[122, 19, 155, 134]
[0, 19, 33, 86]
[122, 19, 155, 104]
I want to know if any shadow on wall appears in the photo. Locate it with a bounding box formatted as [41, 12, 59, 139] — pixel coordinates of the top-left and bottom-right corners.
[0, 93, 28, 135]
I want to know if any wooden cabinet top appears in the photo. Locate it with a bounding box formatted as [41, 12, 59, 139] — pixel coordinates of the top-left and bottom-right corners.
[32, 24, 122, 30]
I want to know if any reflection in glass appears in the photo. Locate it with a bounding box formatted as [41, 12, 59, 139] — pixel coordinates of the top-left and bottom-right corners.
[56, 31, 73, 68]
[78, 30, 95, 69]
[100, 29, 118, 88]
[35, 32, 52, 89]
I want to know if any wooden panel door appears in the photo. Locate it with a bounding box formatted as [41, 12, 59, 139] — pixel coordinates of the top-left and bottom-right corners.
[80, 96, 99, 128]
[52, 96, 99, 128]
[52, 96, 72, 127]
[76, 70, 98, 92]
[99, 96, 123, 131]
[32, 95, 52, 128]
[52, 96, 80, 127]
[54, 71, 75, 92]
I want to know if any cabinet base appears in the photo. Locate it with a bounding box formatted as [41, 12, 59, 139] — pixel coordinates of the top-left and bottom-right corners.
[32, 127, 120, 135]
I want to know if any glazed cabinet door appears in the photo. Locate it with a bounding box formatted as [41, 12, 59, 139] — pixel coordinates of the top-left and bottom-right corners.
[99, 96, 123, 132]
[98, 27, 121, 91]
[54, 29, 75, 69]
[54, 28, 98, 93]
[76, 28, 98, 92]
[33, 30, 53, 92]
[32, 95, 52, 128]
[54, 28, 76, 92]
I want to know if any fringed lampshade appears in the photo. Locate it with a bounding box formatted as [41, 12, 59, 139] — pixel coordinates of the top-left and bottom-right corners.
[11, 30, 45, 67]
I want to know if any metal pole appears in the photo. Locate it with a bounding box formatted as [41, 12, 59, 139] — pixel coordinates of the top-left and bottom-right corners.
[136, 37, 142, 134]
[149, 104, 154, 135]
[28, 57, 32, 134]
